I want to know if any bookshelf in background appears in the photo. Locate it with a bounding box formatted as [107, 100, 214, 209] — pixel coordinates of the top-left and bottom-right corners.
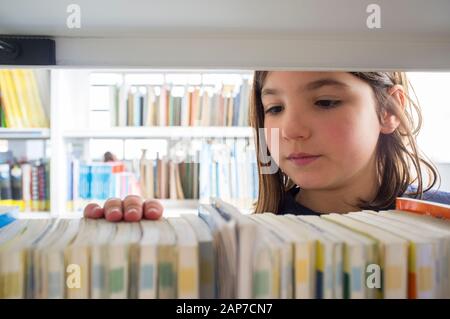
[0, 151, 50, 213]
[66, 136, 258, 213]
[56, 70, 258, 214]
[88, 72, 252, 129]
[0, 69, 51, 213]
[0, 128, 50, 139]
[0, 69, 258, 215]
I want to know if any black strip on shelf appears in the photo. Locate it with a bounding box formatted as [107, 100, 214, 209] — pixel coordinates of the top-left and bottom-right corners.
[0, 36, 56, 66]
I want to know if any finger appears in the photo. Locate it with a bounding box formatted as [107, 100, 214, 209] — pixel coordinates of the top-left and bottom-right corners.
[143, 199, 164, 220]
[104, 197, 124, 222]
[123, 195, 144, 222]
[83, 203, 104, 219]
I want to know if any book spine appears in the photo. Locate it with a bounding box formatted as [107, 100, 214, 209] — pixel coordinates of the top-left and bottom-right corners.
[30, 164, 39, 211]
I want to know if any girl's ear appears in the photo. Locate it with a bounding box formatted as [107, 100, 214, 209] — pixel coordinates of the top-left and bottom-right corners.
[380, 84, 406, 134]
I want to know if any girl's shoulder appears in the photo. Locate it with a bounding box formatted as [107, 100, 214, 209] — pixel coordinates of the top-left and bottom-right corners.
[281, 186, 450, 216]
[403, 186, 450, 205]
[278, 186, 321, 216]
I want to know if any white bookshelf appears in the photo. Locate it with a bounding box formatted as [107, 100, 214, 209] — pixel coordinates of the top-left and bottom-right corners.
[62, 126, 254, 139]
[0, 128, 50, 139]
[2, 0, 449, 219]
[1, 69, 255, 216]
[3, 0, 450, 69]
[11, 211, 61, 219]
[48, 69, 254, 217]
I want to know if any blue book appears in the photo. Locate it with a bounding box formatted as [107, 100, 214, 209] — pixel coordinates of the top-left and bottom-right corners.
[0, 206, 19, 228]
[233, 93, 240, 126]
[79, 164, 91, 199]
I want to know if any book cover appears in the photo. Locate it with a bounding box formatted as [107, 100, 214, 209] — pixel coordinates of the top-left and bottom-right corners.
[396, 197, 450, 219]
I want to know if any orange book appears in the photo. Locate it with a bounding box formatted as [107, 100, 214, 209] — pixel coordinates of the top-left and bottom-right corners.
[110, 161, 125, 173]
[396, 197, 450, 219]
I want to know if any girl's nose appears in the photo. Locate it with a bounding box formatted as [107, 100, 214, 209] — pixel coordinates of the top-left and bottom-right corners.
[280, 108, 311, 141]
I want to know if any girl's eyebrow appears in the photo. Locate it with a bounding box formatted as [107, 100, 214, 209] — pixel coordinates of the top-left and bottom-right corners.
[261, 78, 350, 97]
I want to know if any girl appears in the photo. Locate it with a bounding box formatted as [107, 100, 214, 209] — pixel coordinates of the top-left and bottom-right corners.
[83, 71, 450, 221]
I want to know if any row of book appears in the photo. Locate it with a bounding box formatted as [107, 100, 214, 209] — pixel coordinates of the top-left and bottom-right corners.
[0, 160, 50, 212]
[67, 140, 258, 211]
[139, 159, 199, 200]
[0, 198, 449, 299]
[67, 160, 141, 212]
[93, 80, 250, 128]
[198, 139, 258, 205]
[0, 69, 49, 128]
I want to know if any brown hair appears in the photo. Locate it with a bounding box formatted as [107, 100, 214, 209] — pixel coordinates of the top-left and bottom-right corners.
[249, 71, 440, 214]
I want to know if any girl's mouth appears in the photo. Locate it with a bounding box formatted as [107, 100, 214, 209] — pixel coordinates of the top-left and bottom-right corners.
[287, 154, 322, 166]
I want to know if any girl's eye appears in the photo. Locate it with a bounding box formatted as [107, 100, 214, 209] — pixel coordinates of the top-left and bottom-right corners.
[315, 100, 341, 108]
[265, 105, 283, 115]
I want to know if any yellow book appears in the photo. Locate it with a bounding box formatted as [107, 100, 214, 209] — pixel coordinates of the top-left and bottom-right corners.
[285, 215, 337, 299]
[4, 70, 24, 128]
[10, 200, 25, 212]
[0, 70, 17, 127]
[181, 214, 216, 299]
[154, 218, 177, 298]
[299, 215, 377, 299]
[23, 70, 49, 128]
[10, 70, 31, 128]
[167, 218, 199, 299]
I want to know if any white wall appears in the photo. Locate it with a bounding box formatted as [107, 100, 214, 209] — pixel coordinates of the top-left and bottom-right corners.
[436, 163, 450, 192]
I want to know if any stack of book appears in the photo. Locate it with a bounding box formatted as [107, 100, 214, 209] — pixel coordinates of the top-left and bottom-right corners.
[0, 198, 449, 299]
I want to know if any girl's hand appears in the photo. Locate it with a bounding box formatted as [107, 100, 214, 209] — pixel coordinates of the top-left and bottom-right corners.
[83, 195, 163, 222]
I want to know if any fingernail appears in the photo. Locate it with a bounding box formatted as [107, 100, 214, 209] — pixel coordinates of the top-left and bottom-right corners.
[147, 208, 158, 214]
[93, 207, 102, 214]
[108, 208, 121, 215]
[126, 208, 138, 216]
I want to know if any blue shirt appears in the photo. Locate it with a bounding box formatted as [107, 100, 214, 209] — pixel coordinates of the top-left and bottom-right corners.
[278, 186, 450, 215]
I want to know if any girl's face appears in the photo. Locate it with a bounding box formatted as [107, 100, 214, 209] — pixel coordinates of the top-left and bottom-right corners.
[262, 72, 382, 191]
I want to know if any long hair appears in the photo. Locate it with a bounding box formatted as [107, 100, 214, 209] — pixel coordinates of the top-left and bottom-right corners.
[249, 71, 439, 214]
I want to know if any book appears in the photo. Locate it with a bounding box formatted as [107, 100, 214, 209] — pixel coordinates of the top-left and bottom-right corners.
[134, 220, 158, 299]
[374, 210, 450, 298]
[167, 217, 199, 298]
[1, 197, 450, 299]
[396, 197, 450, 219]
[0, 206, 18, 228]
[0, 70, 49, 128]
[322, 214, 408, 298]
[181, 214, 215, 299]
[108, 81, 250, 128]
[349, 211, 437, 298]
[297, 216, 376, 299]
[0, 159, 50, 212]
